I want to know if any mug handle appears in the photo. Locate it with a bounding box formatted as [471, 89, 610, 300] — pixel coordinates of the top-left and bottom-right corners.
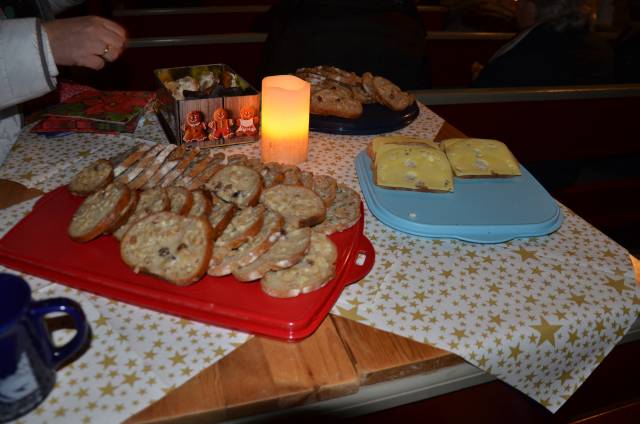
[29, 298, 90, 369]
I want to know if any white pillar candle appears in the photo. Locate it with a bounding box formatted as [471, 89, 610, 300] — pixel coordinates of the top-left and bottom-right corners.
[260, 75, 311, 165]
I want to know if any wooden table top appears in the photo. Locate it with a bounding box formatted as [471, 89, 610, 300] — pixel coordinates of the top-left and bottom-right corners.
[2, 122, 638, 423]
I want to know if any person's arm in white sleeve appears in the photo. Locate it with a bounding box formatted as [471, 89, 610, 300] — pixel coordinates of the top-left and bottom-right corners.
[0, 18, 59, 110]
[0, 13, 126, 111]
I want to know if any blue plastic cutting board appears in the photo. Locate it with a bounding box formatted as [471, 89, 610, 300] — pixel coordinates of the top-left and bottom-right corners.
[356, 150, 563, 243]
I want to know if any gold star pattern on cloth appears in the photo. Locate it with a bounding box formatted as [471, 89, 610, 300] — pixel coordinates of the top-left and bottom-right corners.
[0, 113, 166, 192]
[333, 203, 640, 412]
[3, 102, 638, 416]
[0, 105, 443, 423]
[0, 132, 152, 192]
[0, 265, 251, 424]
[0, 198, 251, 424]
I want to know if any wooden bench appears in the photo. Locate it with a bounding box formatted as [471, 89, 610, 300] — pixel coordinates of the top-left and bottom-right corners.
[62, 0, 624, 89]
[110, 5, 270, 37]
[106, 3, 448, 38]
[416, 84, 640, 250]
[66, 28, 621, 90]
[59, 30, 513, 90]
[60, 1, 500, 89]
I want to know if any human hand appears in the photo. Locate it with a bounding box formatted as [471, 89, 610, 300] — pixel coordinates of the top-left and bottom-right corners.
[43, 16, 126, 70]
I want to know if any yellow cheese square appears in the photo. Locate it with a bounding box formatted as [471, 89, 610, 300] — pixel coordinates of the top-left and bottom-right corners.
[373, 144, 454, 192]
[368, 135, 438, 159]
[442, 138, 521, 177]
[373, 141, 434, 159]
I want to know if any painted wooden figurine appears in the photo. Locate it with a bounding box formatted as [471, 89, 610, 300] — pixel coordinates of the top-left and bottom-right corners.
[182, 110, 207, 143]
[208, 107, 233, 141]
[234, 105, 259, 137]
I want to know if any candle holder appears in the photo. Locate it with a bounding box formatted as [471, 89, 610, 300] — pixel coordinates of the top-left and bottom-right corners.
[260, 75, 311, 165]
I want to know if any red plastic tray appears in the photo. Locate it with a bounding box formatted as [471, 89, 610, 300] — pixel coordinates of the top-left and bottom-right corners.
[0, 187, 374, 341]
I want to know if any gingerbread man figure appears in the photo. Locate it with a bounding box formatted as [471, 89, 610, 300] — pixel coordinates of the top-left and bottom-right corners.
[235, 105, 259, 137]
[182, 110, 207, 143]
[207, 107, 233, 141]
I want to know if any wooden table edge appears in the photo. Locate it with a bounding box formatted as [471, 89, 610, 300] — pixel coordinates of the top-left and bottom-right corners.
[0, 179, 43, 210]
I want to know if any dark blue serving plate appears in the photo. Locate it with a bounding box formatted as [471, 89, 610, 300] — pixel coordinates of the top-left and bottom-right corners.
[309, 101, 419, 135]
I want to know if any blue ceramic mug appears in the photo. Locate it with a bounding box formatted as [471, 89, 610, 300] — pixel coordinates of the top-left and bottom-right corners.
[0, 273, 89, 422]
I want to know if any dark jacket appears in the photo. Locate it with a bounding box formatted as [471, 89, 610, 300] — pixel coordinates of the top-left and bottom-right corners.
[258, 0, 431, 90]
[472, 22, 615, 88]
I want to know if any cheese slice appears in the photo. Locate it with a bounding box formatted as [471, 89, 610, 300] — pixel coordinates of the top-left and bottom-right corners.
[442, 138, 521, 177]
[368, 135, 438, 159]
[373, 141, 433, 160]
[373, 144, 454, 192]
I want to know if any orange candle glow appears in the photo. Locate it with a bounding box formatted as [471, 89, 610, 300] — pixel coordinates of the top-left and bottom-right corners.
[260, 75, 311, 165]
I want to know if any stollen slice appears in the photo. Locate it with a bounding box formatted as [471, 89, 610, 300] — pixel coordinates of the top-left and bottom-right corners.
[299, 170, 314, 189]
[208, 210, 284, 277]
[233, 227, 311, 282]
[313, 184, 361, 235]
[260, 232, 337, 298]
[301, 65, 361, 86]
[113, 187, 170, 240]
[206, 165, 263, 209]
[260, 185, 326, 229]
[68, 158, 114, 196]
[188, 189, 212, 218]
[362, 72, 384, 104]
[109, 145, 139, 167]
[128, 144, 177, 190]
[312, 174, 337, 207]
[259, 164, 285, 189]
[68, 182, 131, 242]
[166, 186, 193, 216]
[351, 83, 376, 104]
[105, 189, 139, 235]
[214, 204, 265, 250]
[170, 148, 208, 187]
[227, 153, 248, 166]
[143, 145, 186, 189]
[182, 152, 225, 190]
[371, 75, 414, 112]
[176, 150, 219, 188]
[112, 144, 150, 177]
[121, 212, 213, 286]
[159, 148, 199, 187]
[310, 84, 362, 119]
[263, 162, 300, 175]
[207, 196, 236, 240]
[115, 143, 165, 185]
[295, 69, 327, 89]
[282, 168, 302, 186]
[213, 152, 226, 163]
[186, 161, 223, 191]
[246, 157, 264, 173]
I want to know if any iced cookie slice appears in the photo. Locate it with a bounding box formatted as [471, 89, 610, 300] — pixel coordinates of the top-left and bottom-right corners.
[261, 232, 337, 298]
